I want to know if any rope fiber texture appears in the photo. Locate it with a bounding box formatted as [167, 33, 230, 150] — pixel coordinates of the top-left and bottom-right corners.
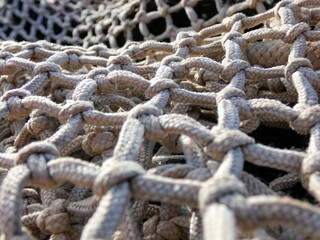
[1, 0, 320, 239]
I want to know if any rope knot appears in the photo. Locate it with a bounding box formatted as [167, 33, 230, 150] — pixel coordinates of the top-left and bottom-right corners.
[88, 45, 109, 56]
[36, 199, 70, 235]
[23, 42, 47, 52]
[274, 0, 293, 20]
[171, 62, 189, 79]
[22, 43, 43, 57]
[222, 13, 245, 30]
[128, 104, 166, 141]
[26, 114, 49, 135]
[87, 68, 109, 79]
[128, 44, 146, 59]
[220, 59, 250, 81]
[16, 141, 58, 165]
[87, 68, 115, 93]
[145, 78, 178, 99]
[199, 175, 248, 213]
[58, 100, 94, 124]
[175, 37, 197, 50]
[140, 114, 166, 141]
[159, 5, 170, 17]
[161, 55, 184, 66]
[108, 55, 132, 67]
[73, 79, 97, 101]
[1, 89, 31, 119]
[161, 56, 188, 79]
[0, 52, 15, 74]
[128, 104, 162, 119]
[32, 62, 61, 76]
[285, 58, 312, 80]
[66, 51, 83, 70]
[136, 10, 147, 22]
[206, 127, 255, 160]
[222, 31, 248, 50]
[290, 105, 320, 134]
[222, 32, 241, 45]
[15, 141, 59, 188]
[216, 87, 246, 103]
[283, 22, 310, 43]
[93, 160, 145, 196]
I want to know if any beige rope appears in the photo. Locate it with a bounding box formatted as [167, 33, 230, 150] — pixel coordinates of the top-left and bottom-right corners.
[1, 0, 320, 239]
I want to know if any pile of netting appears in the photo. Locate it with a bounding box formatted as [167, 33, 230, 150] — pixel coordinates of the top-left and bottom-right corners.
[1, 0, 320, 239]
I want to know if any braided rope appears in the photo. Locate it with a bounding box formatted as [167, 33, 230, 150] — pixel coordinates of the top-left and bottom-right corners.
[1, 0, 320, 239]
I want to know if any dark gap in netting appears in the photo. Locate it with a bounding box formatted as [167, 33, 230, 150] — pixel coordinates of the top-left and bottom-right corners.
[146, 0, 157, 13]
[18, 1, 23, 11]
[199, 110, 217, 124]
[36, 30, 45, 40]
[271, 0, 282, 6]
[53, 22, 63, 35]
[4, 27, 12, 36]
[7, 0, 13, 4]
[241, 8, 258, 17]
[166, 157, 186, 164]
[70, 19, 78, 29]
[116, 31, 126, 48]
[29, 9, 38, 21]
[149, 201, 161, 206]
[244, 23, 264, 33]
[79, 31, 87, 40]
[66, 30, 73, 37]
[15, 34, 24, 42]
[153, 142, 162, 154]
[244, 162, 286, 184]
[147, 18, 166, 36]
[105, 40, 111, 48]
[71, 150, 92, 161]
[164, 0, 180, 7]
[12, 14, 21, 25]
[250, 125, 308, 150]
[263, 1, 274, 9]
[132, 25, 144, 41]
[45, 5, 56, 15]
[224, 0, 238, 6]
[41, 17, 48, 28]
[288, 182, 317, 203]
[102, 26, 108, 35]
[162, 38, 170, 42]
[194, 0, 218, 20]
[24, 21, 31, 34]
[127, 5, 139, 20]
[64, 5, 74, 13]
[171, 9, 191, 28]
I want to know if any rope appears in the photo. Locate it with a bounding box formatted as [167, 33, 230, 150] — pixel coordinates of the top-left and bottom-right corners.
[0, 0, 320, 239]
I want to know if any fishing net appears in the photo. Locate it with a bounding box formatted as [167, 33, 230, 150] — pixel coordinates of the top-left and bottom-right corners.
[0, 0, 320, 239]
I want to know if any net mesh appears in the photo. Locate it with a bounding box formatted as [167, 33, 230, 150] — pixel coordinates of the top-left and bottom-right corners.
[0, 0, 320, 239]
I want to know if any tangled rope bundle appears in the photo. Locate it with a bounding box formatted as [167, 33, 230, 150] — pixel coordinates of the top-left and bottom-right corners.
[1, 0, 320, 239]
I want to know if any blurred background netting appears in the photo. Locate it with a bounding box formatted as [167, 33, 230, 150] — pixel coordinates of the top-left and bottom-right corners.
[2, 0, 320, 239]
[0, 0, 276, 47]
